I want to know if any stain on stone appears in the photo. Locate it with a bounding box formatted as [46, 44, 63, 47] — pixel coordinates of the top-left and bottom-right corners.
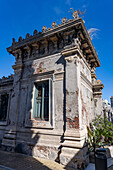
[70, 92, 75, 95]
[76, 88, 79, 96]
[56, 68, 62, 72]
[74, 60, 77, 66]
[66, 116, 79, 129]
[12, 92, 15, 98]
[34, 62, 46, 74]
[66, 89, 69, 95]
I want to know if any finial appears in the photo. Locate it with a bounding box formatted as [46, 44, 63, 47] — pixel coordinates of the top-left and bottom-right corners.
[73, 10, 79, 19]
[51, 22, 56, 28]
[18, 36, 22, 42]
[62, 17, 67, 24]
[25, 33, 30, 39]
[33, 29, 38, 35]
[42, 26, 47, 32]
[12, 38, 15, 45]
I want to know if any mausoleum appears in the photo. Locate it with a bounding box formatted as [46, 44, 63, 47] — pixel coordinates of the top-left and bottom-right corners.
[0, 11, 104, 168]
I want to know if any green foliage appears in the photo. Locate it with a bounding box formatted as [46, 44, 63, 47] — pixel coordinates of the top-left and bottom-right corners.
[87, 115, 113, 152]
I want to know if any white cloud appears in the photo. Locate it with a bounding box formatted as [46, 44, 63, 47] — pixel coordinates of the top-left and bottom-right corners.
[54, 7, 63, 15]
[66, 0, 71, 6]
[82, 5, 87, 8]
[88, 28, 100, 40]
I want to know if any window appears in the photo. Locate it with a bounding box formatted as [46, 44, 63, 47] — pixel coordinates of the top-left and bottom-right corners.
[0, 94, 9, 121]
[33, 79, 52, 121]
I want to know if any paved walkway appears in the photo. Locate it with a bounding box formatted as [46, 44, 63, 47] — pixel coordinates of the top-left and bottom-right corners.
[0, 151, 74, 170]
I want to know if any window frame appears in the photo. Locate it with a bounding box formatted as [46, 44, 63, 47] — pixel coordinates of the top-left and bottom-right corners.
[32, 80, 49, 121]
[25, 77, 54, 129]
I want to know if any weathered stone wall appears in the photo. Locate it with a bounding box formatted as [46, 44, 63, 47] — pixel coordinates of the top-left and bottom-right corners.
[80, 58, 93, 127]
[0, 76, 13, 146]
[0, 16, 104, 168]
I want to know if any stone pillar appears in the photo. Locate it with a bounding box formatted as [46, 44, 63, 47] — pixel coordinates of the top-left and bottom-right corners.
[91, 68, 104, 117]
[93, 81, 104, 116]
[60, 47, 89, 169]
[1, 49, 24, 151]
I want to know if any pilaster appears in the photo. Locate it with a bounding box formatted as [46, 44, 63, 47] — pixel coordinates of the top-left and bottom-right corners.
[91, 68, 104, 116]
[60, 45, 88, 168]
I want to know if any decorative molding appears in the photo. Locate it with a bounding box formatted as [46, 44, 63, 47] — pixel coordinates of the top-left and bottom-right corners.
[7, 18, 100, 68]
[81, 72, 92, 90]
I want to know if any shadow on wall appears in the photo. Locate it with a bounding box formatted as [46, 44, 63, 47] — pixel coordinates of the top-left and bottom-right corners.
[0, 58, 53, 169]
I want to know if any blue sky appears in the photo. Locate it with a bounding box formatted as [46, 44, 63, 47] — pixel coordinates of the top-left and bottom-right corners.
[0, 0, 113, 101]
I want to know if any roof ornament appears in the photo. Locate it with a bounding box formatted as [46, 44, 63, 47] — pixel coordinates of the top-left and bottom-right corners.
[95, 79, 101, 84]
[18, 36, 22, 42]
[42, 26, 47, 32]
[12, 38, 16, 45]
[33, 29, 38, 35]
[69, 8, 86, 19]
[73, 10, 79, 19]
[51, 22, 56, 28]
[62, 17, 67, 24]
[25, 33, 30, 39]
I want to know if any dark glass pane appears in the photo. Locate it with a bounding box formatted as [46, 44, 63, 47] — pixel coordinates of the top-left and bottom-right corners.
[44, 81, 49, 121]
[34, 81, 49, 121]
[0, 94, 9, 121]
[38, 86, 42, 97]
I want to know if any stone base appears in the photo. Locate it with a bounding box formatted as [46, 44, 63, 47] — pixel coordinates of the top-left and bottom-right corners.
[1, 130, 16, 152]
[60, 129, 89, 169]
[60, 146, 89, 169]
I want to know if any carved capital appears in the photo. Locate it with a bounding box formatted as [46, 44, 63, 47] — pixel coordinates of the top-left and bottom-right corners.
[91, 67, 97, 84]
[61, 46, 82, 58]
[23, 46, 31, 57]
[65, 55, 77, 62]
[12, 63, 24, 74]
[13, 49, 22, 61]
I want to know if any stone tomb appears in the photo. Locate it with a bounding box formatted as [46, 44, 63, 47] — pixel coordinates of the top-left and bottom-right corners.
[0, 16, 104, 169]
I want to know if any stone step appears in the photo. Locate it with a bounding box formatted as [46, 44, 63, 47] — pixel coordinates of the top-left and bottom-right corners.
[3, 133, 16, 140]
[2, 138, 15, 147]
[64, 136, 85, 141]
[62, 140, 85, 148]
[62, 147, 80, 155]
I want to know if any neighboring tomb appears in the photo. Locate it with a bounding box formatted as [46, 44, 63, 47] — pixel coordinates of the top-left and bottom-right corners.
[0, 12, 103, 169]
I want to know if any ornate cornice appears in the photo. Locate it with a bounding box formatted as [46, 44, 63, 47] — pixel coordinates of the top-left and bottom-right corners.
[93, 83, 104, 96]
[7, 17, 100, 68]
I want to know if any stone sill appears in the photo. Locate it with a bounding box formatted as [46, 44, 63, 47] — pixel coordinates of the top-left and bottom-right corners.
[25, 120, 53, 129]
[0, 121, 7, 126]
